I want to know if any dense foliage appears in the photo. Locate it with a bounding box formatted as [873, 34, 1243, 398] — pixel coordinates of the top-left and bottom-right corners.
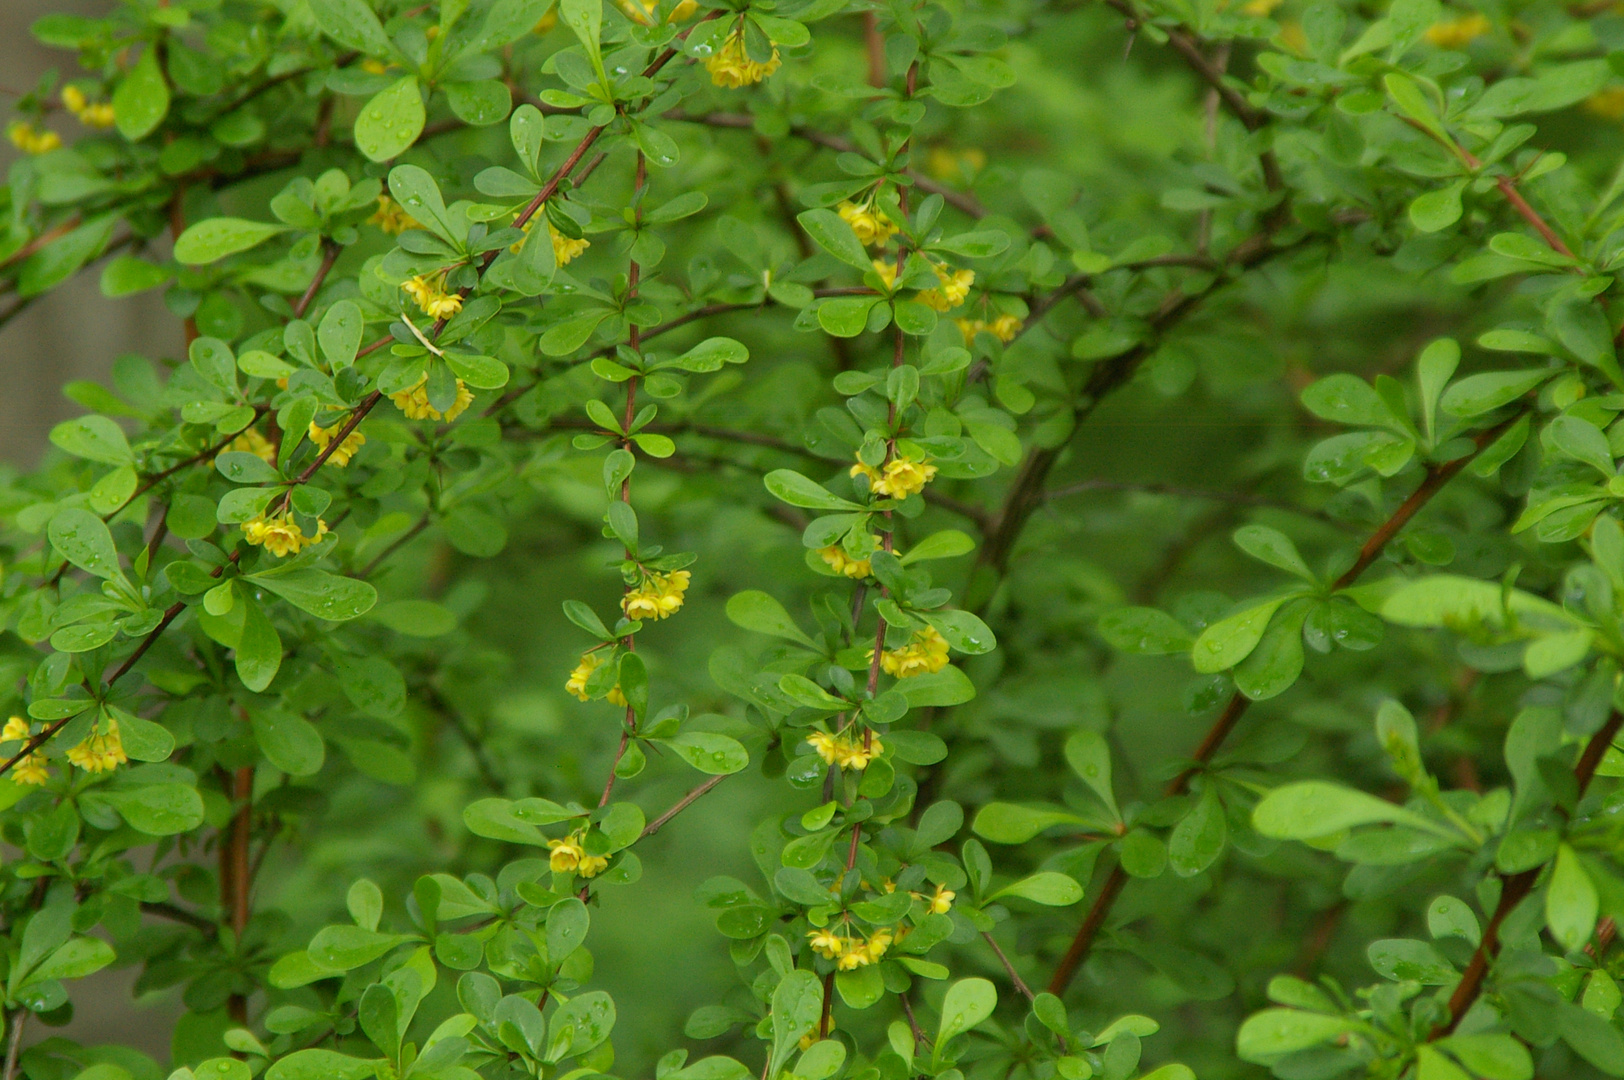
[9, 0, 1624, 1079]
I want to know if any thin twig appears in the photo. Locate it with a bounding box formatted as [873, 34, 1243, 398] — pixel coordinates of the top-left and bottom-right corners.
[639, 775, 728, 839]
[982, 930, 1036, 1001]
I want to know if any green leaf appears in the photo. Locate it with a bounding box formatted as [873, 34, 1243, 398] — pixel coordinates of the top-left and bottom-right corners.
[51, 415, 134, 467]
[174, 218, 287, 265]
[27, 937, 115, 984]
[1233, 525, 1317, 582]
[1191, 597, 1289, 673]
[769, 971, 823, 1078]
[1096, 607, 1193, 654]
[971, 803, 1089, 844]
[1299, 374, 1396, 429]
[663, 732, 749, 775]
[445, 80, 512, 126]
[1252, 781, 1459, 841]
[1168, 785, 1227, 877]
[100, 255, 172, 297]
[236, 595, 283, 693]
[1236, 1010, 1358, 1062]
[900, 530, 975, 564]
[355, 77, 425, 162]
[921, 608, 996, 653]
[726, 591, 819, 649]
[1439, 369, 1550, 416]
[253, 709, 326, 776]
[101, 783, 206, 835]
[251, 570, 378, 621]
[113, 48, 170, 140]
[1383, 72, 1449, 144]
[797, 208, 873, 270]
[1548, 844, 1600, 952]
[307, 0, 394, 54]
[1380, 575, 1575, 631]
[1409, 180, 1467, 233]
[48, 508, 121, 579]
[1063, 730, 1119, 820]
[267, 1050, 380, 1080]
[937, 978, 997, 1047]
[989, 872, 1083, 905]
[367, 599, 456, 637]
[764, 470, 863, 511]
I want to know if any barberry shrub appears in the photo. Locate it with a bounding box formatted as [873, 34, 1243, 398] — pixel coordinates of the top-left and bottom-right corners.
[6, 0, 1624, 1078]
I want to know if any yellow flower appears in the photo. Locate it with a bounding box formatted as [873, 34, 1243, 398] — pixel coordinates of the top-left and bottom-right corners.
[1588, 87, 1624, 121]
[621, 570, 690, 620]
[926, 146, 987, 183]
[12, 754, 49, 787]
[1241, 0, 1282, 14]
[871, 258, 899, 291]
[550, 831, 608, 876]
[874, 626, 951, 679]
[8, 122, 60, 155]
[838, 201, 899, 248]
[243, 511, 328, 558]
[401, 274, 463, 320]
[853, 453, 938, 500]
[807, 730, 841, 766]
[918, 883, 954, 914]
[66, 718, 127, 774]
[807, 927, 849, 959]
[389, 376, 474, 422]
[550, 223, 591, 266]
[361, 58, 392, 75]
[548, 835, 584, 873]
[834, 734, 882, 771]
[819, 544, 871, 579]
[532, 9, 558, 32]
[918, 266, 974, 312]
[1425, 12, 1491, 48]
[957, 313, 1023, 346]
[565, 652, 628, 706]
[370, 195, 420, 235]
[621, 0, 698, 24]
[307, 422, 365, 466]
[706, 26, 781, 88]
[2, 716, 31, 743]
[62, 86, 115, 128]
[229, 428, 278, 465]
[861, 928, 893, 963]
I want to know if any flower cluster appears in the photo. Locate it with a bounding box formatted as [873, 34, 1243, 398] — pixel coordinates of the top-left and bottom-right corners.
[61, 86, 114, 128]
[243, 511, 328, 558]
[918, 265, 976, 312]
[2, 717, 48, 787]
[956, 313, 1022, 345]
[565, 651, 629, 706]
[851, 453, 938, 499]
[806, 729, 884, 771]
[548, 831, 609, 877]
[308, 421, 365, 466]
[871, 258, 975, 312]
[66, 718, 127, 774]
[622, 0, 699, 25]
[513, 218, 591, 265]
[819, 544, 871, 579]
[390, 375, 474, 422]
[230, 428, 278, 465]
[1425, 12, 1490, 48]
[401, 273, 463, 320]
[706, 26, 781, 88]
[369, 195, 420, 234]
[806, 925, 894, 968]
[838, 200, 899, 248]
[873, 625, 951, 679]
[621, 569, 690, 620]
[7, 122, 60, 155]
